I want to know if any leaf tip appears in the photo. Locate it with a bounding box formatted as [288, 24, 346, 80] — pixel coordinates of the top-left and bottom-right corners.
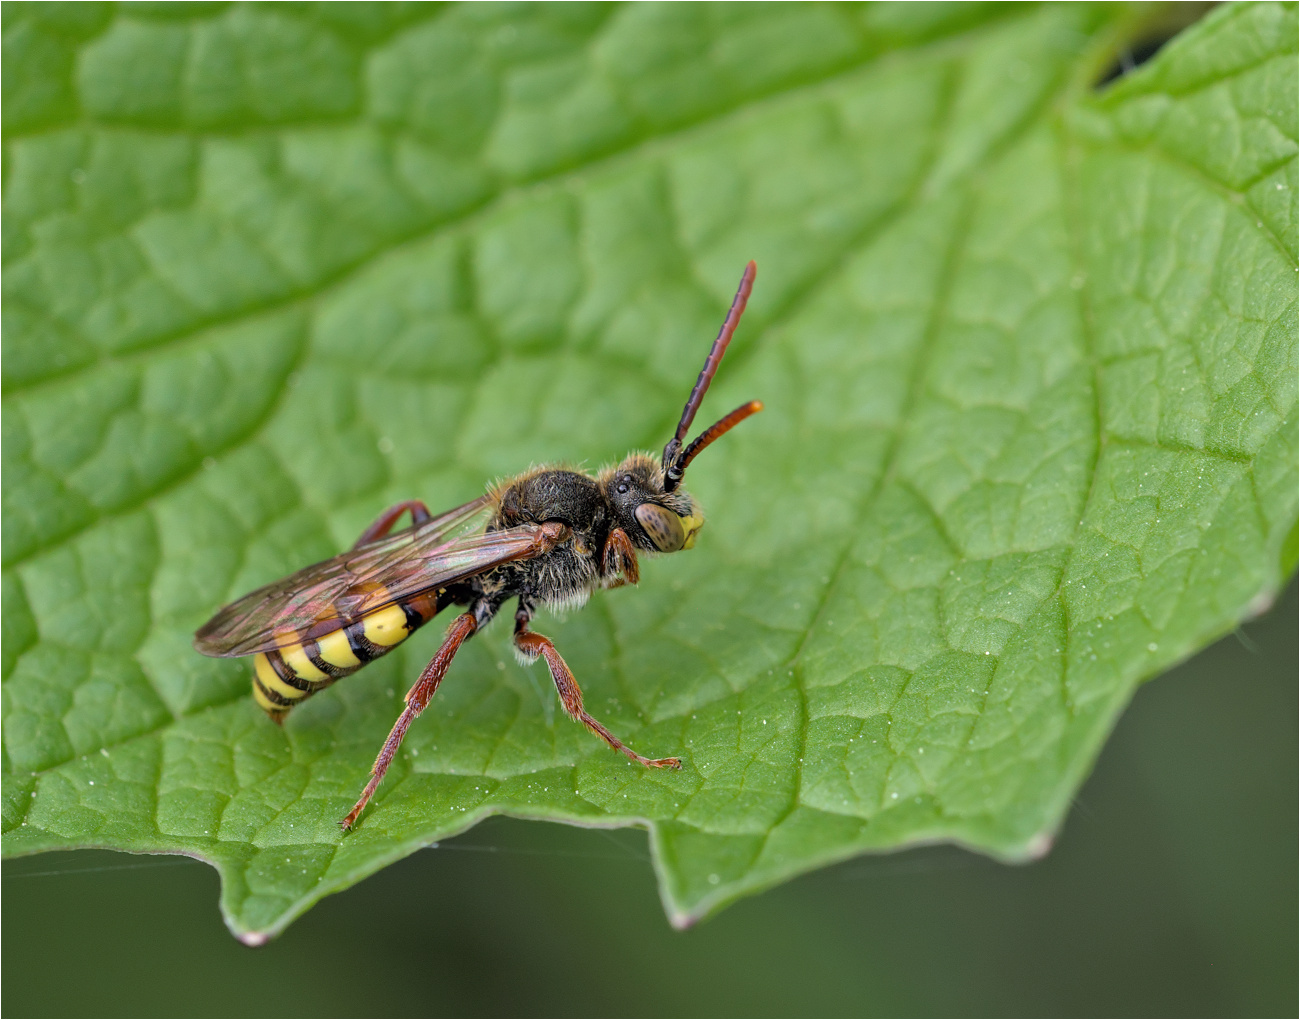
[668, 909, 699, 932]
[1023, 832, 1054, 861]
[1245, 588, 1278, 621]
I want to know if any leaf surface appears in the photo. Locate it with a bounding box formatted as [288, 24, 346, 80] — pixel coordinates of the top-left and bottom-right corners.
[3, 2, 1295, 941]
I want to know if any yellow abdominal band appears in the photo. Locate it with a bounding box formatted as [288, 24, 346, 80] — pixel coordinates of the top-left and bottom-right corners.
[250, 603, 419, 721]
[252, 652, 302, 719]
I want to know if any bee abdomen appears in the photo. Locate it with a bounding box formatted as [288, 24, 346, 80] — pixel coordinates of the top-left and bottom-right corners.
[251, 592, 440, 722]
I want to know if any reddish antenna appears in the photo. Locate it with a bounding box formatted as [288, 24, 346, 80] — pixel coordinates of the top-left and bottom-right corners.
[663, 261, 761, 491]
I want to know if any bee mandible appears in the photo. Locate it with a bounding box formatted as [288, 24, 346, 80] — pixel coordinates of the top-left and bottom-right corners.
[195, 262, 763, 830]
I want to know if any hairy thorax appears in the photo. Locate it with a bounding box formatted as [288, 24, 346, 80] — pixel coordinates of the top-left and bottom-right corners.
[482, 469, 611, 611]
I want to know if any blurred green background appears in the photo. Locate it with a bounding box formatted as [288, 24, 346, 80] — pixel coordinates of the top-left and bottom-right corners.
[5, 579, 1294, 1017]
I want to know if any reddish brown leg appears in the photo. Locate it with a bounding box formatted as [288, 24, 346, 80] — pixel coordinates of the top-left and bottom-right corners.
[340, 612, 477, 830]
[352, 500, 433, 549]
[601, 527, 640, 589]
[514, 621, 680, 770]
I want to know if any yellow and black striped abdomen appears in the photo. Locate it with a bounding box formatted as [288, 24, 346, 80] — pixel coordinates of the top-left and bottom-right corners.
[251, 592, 439, 722]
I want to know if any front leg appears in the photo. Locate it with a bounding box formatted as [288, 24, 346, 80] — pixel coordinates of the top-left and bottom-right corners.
[513, 613, 679, 770]
[600, 527, 640, 589]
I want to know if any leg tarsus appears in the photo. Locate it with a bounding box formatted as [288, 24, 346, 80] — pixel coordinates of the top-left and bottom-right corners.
[513, 624, 680, 770]
[352, 500, 433, 549]
[340, 611, 478, 830]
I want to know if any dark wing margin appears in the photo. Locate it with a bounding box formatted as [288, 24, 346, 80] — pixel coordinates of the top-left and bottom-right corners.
[193, 496, 540, 658]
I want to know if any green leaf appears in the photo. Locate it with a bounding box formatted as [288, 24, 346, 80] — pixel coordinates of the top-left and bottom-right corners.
[3, 2, 1295, 943]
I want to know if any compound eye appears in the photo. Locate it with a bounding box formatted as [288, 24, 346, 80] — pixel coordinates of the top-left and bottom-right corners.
[634, 503, 687, 553]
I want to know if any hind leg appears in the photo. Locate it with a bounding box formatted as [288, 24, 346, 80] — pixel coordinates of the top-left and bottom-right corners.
[340, 611, 477, 830]
[352, 500, 432, 548]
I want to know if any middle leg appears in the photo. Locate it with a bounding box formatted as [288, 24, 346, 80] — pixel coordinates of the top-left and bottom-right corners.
[514, 612, 680, 770]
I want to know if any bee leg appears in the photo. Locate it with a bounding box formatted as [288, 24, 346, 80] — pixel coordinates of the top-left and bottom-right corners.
[600, 527, 640, 589]
[340, 611, 478, 831]
[513, 618, 681, 770]
[351, 500, 433, 549]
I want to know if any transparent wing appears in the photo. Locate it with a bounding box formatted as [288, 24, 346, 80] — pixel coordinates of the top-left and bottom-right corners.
[194, 496, 540, 657]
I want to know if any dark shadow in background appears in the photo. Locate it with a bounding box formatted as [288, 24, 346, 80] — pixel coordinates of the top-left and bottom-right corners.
[4, 579, 1295, 1017]
[1092, 2, 1218, 88]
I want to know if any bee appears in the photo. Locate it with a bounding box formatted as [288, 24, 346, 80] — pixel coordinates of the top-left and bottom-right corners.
[195, 262, 763, 830]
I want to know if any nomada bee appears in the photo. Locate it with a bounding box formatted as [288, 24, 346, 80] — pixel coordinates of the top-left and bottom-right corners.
[195, 262, 763, 830]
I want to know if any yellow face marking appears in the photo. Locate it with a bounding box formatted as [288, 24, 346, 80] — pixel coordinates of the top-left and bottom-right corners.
[280, 642, 329, 680]
[315, 627, 361, 669]
[680, 513, 704, 550]
[362, 604, 410, 647]
[255, 653, 307, 701]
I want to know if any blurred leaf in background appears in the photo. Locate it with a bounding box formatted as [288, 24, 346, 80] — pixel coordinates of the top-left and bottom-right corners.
[2, 1, 1295, 945]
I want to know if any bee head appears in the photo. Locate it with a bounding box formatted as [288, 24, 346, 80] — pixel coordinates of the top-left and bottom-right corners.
[602, 454, 703, 553]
